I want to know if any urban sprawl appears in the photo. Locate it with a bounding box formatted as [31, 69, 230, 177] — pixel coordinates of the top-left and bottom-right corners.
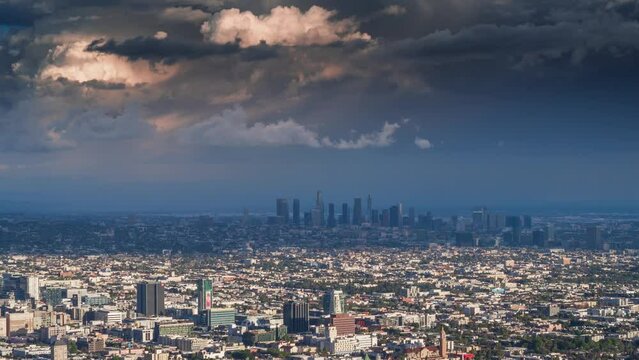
[1, 192, 639, 360]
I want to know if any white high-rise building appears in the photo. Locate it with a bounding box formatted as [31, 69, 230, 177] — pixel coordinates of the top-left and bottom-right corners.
[26, 276, 40, 301]
[322, 289, 345, 315]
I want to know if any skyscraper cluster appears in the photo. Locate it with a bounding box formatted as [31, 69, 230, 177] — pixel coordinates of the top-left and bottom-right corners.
[272, 191, 413, 228]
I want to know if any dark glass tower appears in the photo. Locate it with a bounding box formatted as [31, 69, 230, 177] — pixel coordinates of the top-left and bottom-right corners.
[136, 282, 165, 317]
[283, 301, 309, 333]
[341, 203, 349, 225]
[276, 198, 289, 224]
[352, 198, 363, 225]
[327, 203, 336, 228]
[292, 199, 300, 226]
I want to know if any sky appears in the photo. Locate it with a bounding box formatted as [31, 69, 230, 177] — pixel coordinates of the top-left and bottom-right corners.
[0, 0, 638, 213]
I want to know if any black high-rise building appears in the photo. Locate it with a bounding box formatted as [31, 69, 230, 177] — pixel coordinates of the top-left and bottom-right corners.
[586, 225, 603, 249]
[371, 209, 380, 225]
[283, 301, 309, 333]
[352, 198, 363, 225]
[292, 199, 300, 226]
[455, 232, 475, 247]
[505, 216, 522, 230]
[389, 205, 402, 227]
[418, 212, 433, 230]
[276, 198, 289, 224]
[327, 203, 336, 228]
[532, 229, 547, 248]
[523, 215, 532, 229]
[341, 203, 349, 225]
[381, 209, 390, 227]
[136, 282, 165, 317]
[316, 191, 325, 226]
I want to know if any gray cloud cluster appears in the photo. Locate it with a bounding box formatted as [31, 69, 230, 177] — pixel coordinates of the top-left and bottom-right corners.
[1, 0, 638, 157]
[178, 106, 401, 149]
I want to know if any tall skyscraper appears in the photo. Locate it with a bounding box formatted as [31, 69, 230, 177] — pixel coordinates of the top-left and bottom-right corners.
[292, 199, 300, 226]
[196, 279, 213, 312]
[276, 198, 289, 224]
[523, 215, 532, 229]
[505, 215, 522, 230]
[327, 203, 336, 228]
[389, 205, 402, 227]
[417, 211, 433, 230]
[366, 194, 372, 222]
[352, 198, 363, 225]
[341, 203, 349, 225]
[136, 282, 165, 317]
[311, 208, 322, 227]
[586, 225, 603, 249]
[546, 223, 555, 242]
[488, 213, 505, 231]
[381, 209, 390, 227]
[371, 209, 380, 225]
[283, 301, 309, 333]
[315, 191, 324, 226]
[532, 229, 547, 248]
[408, 207, 416, 227]
[322, 289, 345, 315]
[472, 208, 488, 231]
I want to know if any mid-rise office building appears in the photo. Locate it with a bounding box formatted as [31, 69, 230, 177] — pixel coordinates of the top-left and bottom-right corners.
[51, 340, 67, 360]
[330, 314, 355, 336]
[136, 282, 165, 317]
[283, 301, 309, 333]
[205, 308, 236, 328]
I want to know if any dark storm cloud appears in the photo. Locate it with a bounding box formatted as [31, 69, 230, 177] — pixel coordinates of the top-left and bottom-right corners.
[86, 36, 279, 64]
[56, 78, 127, 90]
[393, 20, 639, 61]
[0, 1, 52, 27]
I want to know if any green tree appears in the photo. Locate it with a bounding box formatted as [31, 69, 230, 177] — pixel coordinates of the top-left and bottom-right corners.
[67, 341, 79, 354]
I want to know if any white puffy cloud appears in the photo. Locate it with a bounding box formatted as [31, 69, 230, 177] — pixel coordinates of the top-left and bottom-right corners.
[178, 107, 400, 149]
[178, 107, 322, 147]
[381, 5, 407, 16]
[415, 136, 433, 149]
[201, 5, 371, 48]
[322, 122, 400, 150]
[38, 40, 178, 86]
[154, 31, 168, 40]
